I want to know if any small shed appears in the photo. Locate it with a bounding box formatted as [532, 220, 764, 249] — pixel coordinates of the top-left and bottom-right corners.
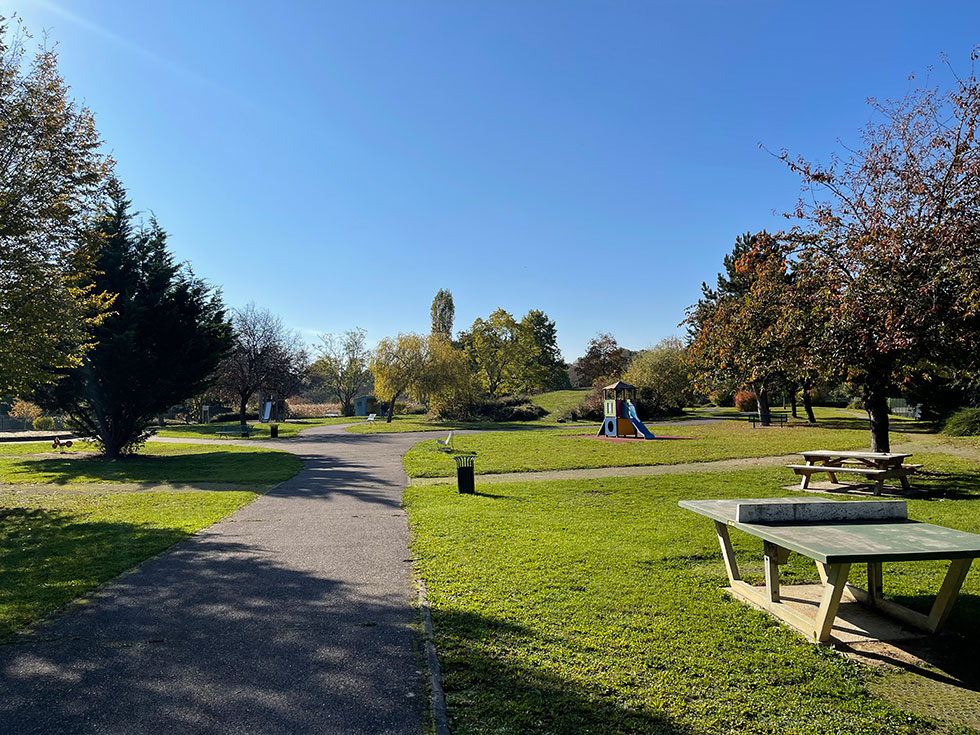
[354, 395, 378, 417]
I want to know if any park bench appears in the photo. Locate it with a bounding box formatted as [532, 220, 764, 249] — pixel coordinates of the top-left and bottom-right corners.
[743, 412, 788, 428]
[365, 413, 377, 422]
[215, 426, 253, 438]
[681, 497, 980, 643]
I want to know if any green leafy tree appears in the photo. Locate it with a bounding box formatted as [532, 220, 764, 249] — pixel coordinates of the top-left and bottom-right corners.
[460, 309, 543, 396]
[430, 288, 455, 339]
[312, 328, 371, 416]
[371, 333, 429, 422]
[624, 338, 693, 416]
[778, 55, 980, 451]
[521, 310, 570, 391]
[571, 334, 632, 388]
[35, 182, 233, 457]
[0, 18, 114, 395]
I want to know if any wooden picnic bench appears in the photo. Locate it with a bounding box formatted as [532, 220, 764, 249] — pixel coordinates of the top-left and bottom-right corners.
[788, 449, 919, 495]
[681, 497, 980, 643]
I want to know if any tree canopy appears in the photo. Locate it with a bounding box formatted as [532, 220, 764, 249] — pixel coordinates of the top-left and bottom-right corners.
[0, 19, 114, 395]
[430, 288, 454, 339]
[35, 182, 232, 457]
[312, 328, 371, 416]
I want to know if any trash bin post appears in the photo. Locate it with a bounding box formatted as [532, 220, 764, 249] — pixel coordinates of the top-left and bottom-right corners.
[452, 454, 477, 494]
[270, 424, 279, 438]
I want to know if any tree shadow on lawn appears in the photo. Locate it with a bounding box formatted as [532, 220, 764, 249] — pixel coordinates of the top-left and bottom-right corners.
[431, 608, 693, 735]
[0, 522, 427, 733]
[3, 451, 300, 487]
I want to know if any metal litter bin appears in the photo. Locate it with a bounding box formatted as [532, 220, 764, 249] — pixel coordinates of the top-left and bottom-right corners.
[270, 424, 279, 438]
[453, 454, 477, 494]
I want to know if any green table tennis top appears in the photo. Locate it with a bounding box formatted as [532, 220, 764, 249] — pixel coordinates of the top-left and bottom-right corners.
[680, 498, 980, 564]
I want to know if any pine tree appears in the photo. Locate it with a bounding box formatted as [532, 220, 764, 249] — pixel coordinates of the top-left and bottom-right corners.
[36, 181, 233, 457]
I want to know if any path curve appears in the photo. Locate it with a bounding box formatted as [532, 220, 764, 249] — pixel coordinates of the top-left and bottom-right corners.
[0, 423, 440, 735]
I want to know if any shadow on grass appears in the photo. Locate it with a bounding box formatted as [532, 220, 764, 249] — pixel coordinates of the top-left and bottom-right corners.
[431, 608, 693, 735]
[914, 469, 980, 500]
[0, 518, 426, 733]
[3, 451, 300, 487]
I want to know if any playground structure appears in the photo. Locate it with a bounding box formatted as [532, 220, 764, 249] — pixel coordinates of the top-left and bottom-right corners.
[597, 381, 655, 440]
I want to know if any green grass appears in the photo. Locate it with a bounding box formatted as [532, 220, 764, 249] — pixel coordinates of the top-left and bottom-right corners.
[0, 442, 302, 486]
[0, 488, 257, 638]
[156, 416, 357, 439]
[530, 388, 590, 416]
[345, 415, 576, 434]
[403, 421, 894, 477]
[405, 455, 980, 733]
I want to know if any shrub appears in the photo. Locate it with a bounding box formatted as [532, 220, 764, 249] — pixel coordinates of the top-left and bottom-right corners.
[709, 388, 735, 407]
[212, 412, 259, 423]
[33, 416, 55, 430]
[9, 399, 42, 424]
[734, 389, 757, 412]
[287, 401, 340, 418]
[468, 395, 547, 422]
[847, 397, 865, 411]
[403, 402, 428, 415]
[943, 407, 980, 436]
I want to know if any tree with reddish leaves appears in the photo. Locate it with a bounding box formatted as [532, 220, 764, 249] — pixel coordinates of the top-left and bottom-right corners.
[777, 52, 980, 451]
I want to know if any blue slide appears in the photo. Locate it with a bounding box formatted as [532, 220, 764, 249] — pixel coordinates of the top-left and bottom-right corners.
[625, 400, 656, 439]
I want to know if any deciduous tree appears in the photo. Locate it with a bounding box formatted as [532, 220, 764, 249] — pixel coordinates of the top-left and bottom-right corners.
[430, 288, 454, 339]
[572, 334, 632, 388]
[313, 328, 371, 416]
[0, 19, 114, 394]
[777, 54, 980, 450]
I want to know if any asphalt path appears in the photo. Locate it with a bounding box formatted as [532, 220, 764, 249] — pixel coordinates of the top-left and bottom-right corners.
[0, 424, 435, 735]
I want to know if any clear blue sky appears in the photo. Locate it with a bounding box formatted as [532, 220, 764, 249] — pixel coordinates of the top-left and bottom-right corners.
[15, 1, 980, 361]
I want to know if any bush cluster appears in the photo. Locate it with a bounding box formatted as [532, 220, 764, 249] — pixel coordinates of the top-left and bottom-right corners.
[33, 416, 55, 430]
[943, 407, 980, 436]
[734, 390, 757, 412]
[212, 412, 259, 423]
[469, 395, 547, 422]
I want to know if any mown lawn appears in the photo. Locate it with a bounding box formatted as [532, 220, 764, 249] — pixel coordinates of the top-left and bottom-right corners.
[406, 454, 980, 734]
[0, 489, 257, 638]
[345, 415, 583, 434]
[530, 388, 591, 417]
[403, 421, 897, 477]
[156, 416, 356, 439]
[0, 442, 302, 486]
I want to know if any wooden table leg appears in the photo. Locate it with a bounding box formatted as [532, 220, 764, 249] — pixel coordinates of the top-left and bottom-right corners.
[867, 561, 883, 601]
[814, 562, 851, 643]
[714, 521, 741, 585]
[900, 474, 913, 492]
[764, 541, 781, 603]
[926, 558, 973, 633]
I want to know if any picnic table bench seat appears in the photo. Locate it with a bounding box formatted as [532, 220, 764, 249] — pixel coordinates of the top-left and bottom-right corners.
[215, 426, 253, 438]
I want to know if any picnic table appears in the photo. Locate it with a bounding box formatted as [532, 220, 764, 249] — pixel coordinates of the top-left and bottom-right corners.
[787, 449, 919, 495]
[680, 497, 980, 643]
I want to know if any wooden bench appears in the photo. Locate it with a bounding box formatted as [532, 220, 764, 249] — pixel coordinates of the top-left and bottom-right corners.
[786, 463, 914, 495]
[743, 413, 788, 428]
[215, 426, 253, 439]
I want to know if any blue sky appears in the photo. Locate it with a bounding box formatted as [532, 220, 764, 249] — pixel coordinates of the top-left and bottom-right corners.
[14, 1, 980, 361]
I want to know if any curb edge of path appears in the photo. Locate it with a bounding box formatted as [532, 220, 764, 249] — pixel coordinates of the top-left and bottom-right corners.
[418, 579, 451, 735]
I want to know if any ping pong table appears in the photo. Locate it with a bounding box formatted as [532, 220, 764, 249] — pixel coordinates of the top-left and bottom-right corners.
[680, 497, 980, 643]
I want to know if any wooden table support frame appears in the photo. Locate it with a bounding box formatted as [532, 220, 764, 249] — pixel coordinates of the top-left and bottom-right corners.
[713, 520, 973, 642]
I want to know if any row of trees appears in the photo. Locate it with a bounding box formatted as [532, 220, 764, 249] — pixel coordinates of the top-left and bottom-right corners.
[686, 54, 980, 451]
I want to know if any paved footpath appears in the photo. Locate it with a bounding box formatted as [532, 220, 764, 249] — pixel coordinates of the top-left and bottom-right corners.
[0, 425, 433, 735]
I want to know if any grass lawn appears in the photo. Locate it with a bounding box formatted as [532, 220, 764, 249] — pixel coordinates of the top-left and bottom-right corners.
[530, 388, 591, 417]
[345, 415, 588, 434]
[0, 489, 256, 639]
[403, 421, 896, 477]
[406, 454, 980, 734]
[0, 441, 303, 485]
[156, 416, 357, 439]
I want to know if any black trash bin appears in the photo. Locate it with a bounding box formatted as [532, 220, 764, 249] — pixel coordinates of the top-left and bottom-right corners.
[270, 424, 279, 438]
[453, 454, 477, 494]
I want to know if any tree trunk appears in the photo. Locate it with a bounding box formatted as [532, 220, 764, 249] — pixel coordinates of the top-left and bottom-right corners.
[753, 382, 771, 426]
[790, 391, 798, 418]
[386, 391, 401, 423]
[801, 386, 816, 424]
[239, 395, 249, 429]
[864, 383, 890, 452]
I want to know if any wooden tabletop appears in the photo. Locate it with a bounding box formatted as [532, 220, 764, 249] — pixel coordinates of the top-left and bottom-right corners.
[799, 449, 913, 461]
[679, 498, 980, 564]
